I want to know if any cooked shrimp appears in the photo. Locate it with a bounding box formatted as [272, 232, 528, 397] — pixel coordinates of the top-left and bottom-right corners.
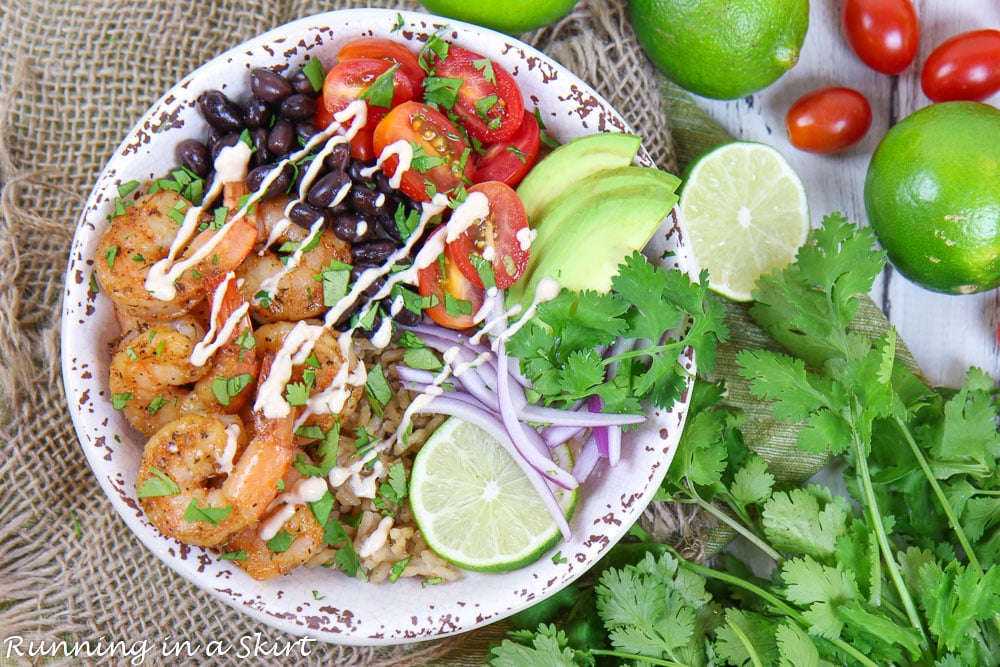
[136, 371, 296, 547]
[108, 273, 257, 437]
[237, 197, 352, 323]
[221, 465, 327, 580]
[255, 321, 365, 437]
[96, 184, 258, 321]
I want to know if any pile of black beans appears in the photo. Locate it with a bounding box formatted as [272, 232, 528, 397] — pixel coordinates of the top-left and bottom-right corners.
[175, 62, 425, 334]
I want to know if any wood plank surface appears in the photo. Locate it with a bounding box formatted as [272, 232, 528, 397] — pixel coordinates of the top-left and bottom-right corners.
[693, 1, 1000, 387]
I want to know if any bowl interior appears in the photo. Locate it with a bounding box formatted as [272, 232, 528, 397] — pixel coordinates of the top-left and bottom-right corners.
[61, 7, 692, 645]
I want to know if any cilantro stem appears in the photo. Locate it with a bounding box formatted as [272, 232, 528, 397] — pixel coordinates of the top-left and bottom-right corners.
[674, 553, 881, 667]
[894, 415, 982, 571]
[726, 621, 765, 667]
[851, 425, 929, 648]
[589, 650, 688, 666]
[679, 491, 783, 563]
[603, 341, 685, 366]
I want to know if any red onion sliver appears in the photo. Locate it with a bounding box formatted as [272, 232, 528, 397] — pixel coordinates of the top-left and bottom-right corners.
[573, 433, 601, 483]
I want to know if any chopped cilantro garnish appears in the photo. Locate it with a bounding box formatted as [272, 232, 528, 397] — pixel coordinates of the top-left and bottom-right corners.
[146, 395, 168, 415]
[360, 63, 400, 109]
[418, 31, 450, 73]
[422, 76, 463, 110]
[403, 347, 443, 371]
[103, 245, 118, 271]
[317, 259, 351, 307]
[471, 57, 496, 84]
[211, 373, 253, 407]
[117, 180, 140, 197]
[182, 499, 232, 525]
[474, 94, 499, 121]
[365, 362, 394, 414]
[301, 57, 326, 92]
[111, 391, 132, 409]
[507, 146, 528, 163]
[389, 556, 412, 583]
[266, 530, 297, 553]
[137, 467, 181, 498]
[219, 550, 247, 561]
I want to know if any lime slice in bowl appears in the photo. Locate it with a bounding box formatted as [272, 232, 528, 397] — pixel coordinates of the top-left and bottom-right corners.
[409, 417, 577, 573]
[678, 141, 809, 301]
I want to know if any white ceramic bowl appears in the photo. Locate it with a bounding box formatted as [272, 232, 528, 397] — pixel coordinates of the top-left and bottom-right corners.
[61, 8, 693, 645]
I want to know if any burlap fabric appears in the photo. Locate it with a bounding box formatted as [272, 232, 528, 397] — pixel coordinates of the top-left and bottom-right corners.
[0, 1, 679, 664]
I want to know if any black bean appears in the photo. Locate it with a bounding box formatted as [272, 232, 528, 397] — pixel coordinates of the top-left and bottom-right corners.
[349, 186, 388, 219]
[289, 69, 320, 97]
[357, 312, 384, 339]
[330, 212, 374, 243]
[243, 96, 272, 129]
[288, 201, 326, 229]
[352, 239, 396, 265]
[374, 171, 396, 195]
[246, 163, 293, 200]
[175, 139, 211, 178]
[394, 303, 421, 326]
[278, 94, 317, 122]
[377, 211, 403, 244]
[249, 128, 271, 168]
[347, 159, 377, 186]
[295, 121, 319, 146]
[198, 90, 244, 133]
[250, 68, 294, 105]
[267, 119, 295, 157]
[307, 171, 350, 208]
[210, 132, 241, 162]
[324, 143, 350, 172]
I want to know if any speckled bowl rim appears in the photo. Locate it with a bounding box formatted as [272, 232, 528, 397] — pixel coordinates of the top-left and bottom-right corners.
[61, 7, 693, 646]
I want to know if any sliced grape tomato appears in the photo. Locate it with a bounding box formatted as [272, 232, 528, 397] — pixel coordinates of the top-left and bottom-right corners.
[473, 110, 540, 187]
[417, 226, 485, 329]
[445, 181, 530, 290]
[431, 47, 525, 144]
[317, 57, 415, 130]
[372, 101, 474, 202]
[336, 38, 425, 95]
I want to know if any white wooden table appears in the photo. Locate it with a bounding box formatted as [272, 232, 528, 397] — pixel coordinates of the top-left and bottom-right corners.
[695, 1, 1000, 388]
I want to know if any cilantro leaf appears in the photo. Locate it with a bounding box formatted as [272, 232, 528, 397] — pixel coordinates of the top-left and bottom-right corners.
[182, 499, 232, 526]
[137, 467, 180, 498]
[762, 487, 851, 559]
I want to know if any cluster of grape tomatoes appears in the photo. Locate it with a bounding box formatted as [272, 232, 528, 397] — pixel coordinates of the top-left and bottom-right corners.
[314, 36, 543, 328]
[786, 0, 1000, 154]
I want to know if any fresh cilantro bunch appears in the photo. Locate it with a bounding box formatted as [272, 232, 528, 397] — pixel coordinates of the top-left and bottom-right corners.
[506, 251, 728, 415]
[489, 215, 1000, 667]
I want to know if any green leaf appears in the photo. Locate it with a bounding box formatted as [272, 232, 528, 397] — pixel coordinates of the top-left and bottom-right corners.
[266, 529, 297, 553]
[182, 499, 232, 526]
[729, 455, 775, 508]
[668, 409, 728, 489]
[423, 76, 463, 110]
[365, 362, 394, 410]
[918, 558, 1000, 652]
[763, 487, 850, 558]
[360, 63, 400, 109]
[713, 608, 780, 667]
[301, 58, 326, 92]
[137, 467, 180, 498]
[775, 621, 822, 667]
[403, 347, 442, 371]
[781, 557, 858, 639]
[487, 624, 593, 667]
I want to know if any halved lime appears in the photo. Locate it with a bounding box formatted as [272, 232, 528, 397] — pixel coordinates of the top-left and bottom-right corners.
[409, 417, 576, 572]
[678, 141, 810, 301]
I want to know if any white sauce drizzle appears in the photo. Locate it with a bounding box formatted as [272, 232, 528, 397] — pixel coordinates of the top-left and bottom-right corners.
[327, 447, 384, 499]
[190, 272, 249, 366]
[357, 516, 394, 558]
[516, 226, 536, 252]
[257, 476, 328, 541]
[360, 139, 413, 189]
[370, 315, 395, 349]
[216, 422, 242, 475]
[444, 192, 490, 243]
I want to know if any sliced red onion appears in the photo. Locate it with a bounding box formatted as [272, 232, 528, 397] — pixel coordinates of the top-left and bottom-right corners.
[542, 424, 585, 448]
[519, 403, 645, 428]
[573, 433, 601, 483]
[588, 395, 609, 457]
[418, 395, 572, 540]
[496, 340, 578, 491]
[395, 366, 438, 386]
[607, 423, 622, 467]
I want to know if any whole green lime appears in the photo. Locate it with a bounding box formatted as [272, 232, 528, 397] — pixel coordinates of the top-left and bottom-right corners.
[864, 102, 1000, 295]
[418, 0, 579, 34]
[628, 0, 809, 99]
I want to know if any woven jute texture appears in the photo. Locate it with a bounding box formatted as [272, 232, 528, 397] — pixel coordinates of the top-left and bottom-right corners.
[0, 1, 676, 665]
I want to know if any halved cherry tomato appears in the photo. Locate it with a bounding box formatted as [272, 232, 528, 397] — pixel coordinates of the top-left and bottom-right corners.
[841, 0, 919, 76]
[473, 111, 540, 187]
[315, 57, 415, 130]
[445, 181, 530, 290]
[350, 128, 376, 161]
[417, 227, 485, 329]
[431, 47, 524, 143]
[337, 38, 425, 96]
[921, 29, 1000, 102]
[786, 87, 872, 154]
[373, 101, 474, 202]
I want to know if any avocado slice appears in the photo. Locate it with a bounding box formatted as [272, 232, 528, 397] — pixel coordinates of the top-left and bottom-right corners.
[516, 132, 643, 223]
[507, 165, 680, 308]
